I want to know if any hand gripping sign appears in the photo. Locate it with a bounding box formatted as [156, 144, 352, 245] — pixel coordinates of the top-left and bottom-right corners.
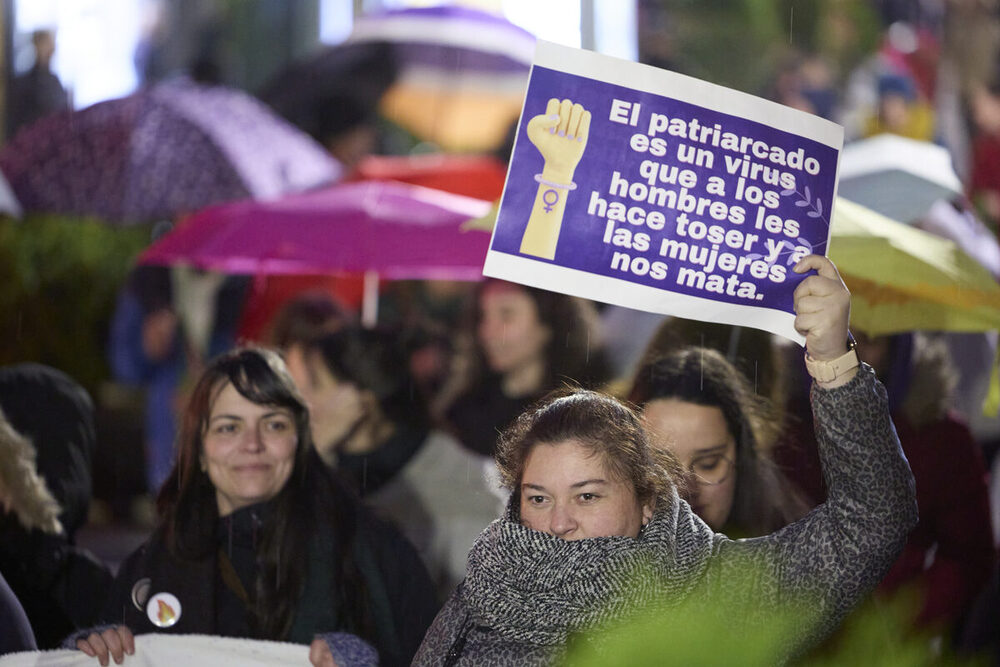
[484, 41, 843, 345]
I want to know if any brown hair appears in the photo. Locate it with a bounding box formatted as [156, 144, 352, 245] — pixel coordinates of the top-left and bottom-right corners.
[496, 388, 681, 512]
[156, 347, 373, 642]
[629, 347, 808, 537]
[440, 280, 612, 403]
[266, 290, 352, 349]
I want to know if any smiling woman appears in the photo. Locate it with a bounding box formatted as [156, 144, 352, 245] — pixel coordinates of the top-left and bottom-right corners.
[200, 382, 298, 517]
[70, 348, 438, 667]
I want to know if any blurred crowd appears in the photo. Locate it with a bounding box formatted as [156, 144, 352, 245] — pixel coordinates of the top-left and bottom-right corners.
[1, 1, 999, 665]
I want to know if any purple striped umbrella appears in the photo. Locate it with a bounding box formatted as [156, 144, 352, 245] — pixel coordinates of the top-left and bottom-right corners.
[348, 5, 536, 152]
[0, 79, 341, 224]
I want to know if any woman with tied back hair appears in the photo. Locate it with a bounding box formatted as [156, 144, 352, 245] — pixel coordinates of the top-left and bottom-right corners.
[439, 279, 611, 458]
[284, 327, 500, 600]
[413, 255, 917, 666]
[72, 348, 437, 667]
[629, 347, 809, 537]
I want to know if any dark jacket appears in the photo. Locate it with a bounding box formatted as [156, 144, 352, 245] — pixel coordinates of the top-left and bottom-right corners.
[99, 499, 438, 667]
[0, 364, 113, 649]
[445, 378, 541, 457]
[0, 570, 36, 655]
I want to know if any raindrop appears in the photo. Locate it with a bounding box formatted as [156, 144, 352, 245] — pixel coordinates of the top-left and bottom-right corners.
[699, 342, 704, 391]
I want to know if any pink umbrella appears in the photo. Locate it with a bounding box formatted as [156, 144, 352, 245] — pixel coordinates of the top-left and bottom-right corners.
[137, 180, 493, 324]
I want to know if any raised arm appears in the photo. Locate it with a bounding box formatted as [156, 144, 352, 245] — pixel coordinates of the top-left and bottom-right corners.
[701, 255, 918, 650]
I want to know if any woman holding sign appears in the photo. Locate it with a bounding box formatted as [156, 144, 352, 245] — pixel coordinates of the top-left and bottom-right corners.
[412, 255, 917, 666]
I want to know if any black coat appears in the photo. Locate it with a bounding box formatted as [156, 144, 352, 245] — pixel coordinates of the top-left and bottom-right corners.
[100, 499, 438, 667]
[0, 364, 112, 649]
[0, 569, 36, 655]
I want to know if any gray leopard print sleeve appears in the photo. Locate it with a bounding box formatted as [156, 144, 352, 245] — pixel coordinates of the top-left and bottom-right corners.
[704, 363, 918, 653]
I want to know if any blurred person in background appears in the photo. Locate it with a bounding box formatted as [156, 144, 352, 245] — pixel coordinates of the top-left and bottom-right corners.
[72, 347, 437, 666]
[862, 71, 936, 140]
[776, 332, 996, 637]
[0, 365, 112, 649]
[629, 347, 810, 538]
[265, 289, 353, 361]
[437, 279, 612, 458]
[766, 52, 839, 121]
[968, 78, 1000, 232]
[108, 266, 248, 501]
[413, 256, 917, 664]
[6, 29, 69, 139]
[286, 327, 499, 600]
[840, 21, 940, 143]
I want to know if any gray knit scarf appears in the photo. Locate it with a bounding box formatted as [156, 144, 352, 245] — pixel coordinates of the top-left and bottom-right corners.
[461, 493, 715, 647]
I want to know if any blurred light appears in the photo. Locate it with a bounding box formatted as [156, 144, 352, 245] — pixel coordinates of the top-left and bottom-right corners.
[319, 0, 353, 44]
[593, 0, 636, 60]
[15, 0, 142, 108]
[503, 0, 581, 48]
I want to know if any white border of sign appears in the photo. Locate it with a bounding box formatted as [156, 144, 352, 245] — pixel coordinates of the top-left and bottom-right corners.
[483, 40, 844, 346]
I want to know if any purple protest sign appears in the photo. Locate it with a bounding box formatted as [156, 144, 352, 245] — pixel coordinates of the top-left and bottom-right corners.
[483, 41, 843, 345]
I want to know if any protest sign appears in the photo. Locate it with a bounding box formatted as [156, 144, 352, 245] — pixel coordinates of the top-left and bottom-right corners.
[0, 634, 309, 666]
[483, 41, 844, 344]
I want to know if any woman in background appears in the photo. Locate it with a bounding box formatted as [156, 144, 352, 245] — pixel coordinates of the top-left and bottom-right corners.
[629, 347, 809, 537]
[413, 255, 917, 665]
[73, 348, 437, 667]
[438, 279, 611, 457]
[285, 327, 500, 600]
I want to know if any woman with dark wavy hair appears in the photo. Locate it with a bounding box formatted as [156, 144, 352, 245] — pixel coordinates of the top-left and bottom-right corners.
[413, 256, 917, 665]
[73, 348, 437, 666]
[629, 347, 809, 537]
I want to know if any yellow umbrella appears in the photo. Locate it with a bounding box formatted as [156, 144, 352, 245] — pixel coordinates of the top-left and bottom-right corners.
[829, 197, 1000, 336]
[829, 197, 1000, 415]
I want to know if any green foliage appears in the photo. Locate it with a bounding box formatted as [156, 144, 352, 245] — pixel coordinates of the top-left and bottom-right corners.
[564, 575, 810, 667]
[564, 568, 986, 666]
[805, 593, 988, 667]
[0, 215, 152, 392]
[653, 0, 882, 93]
